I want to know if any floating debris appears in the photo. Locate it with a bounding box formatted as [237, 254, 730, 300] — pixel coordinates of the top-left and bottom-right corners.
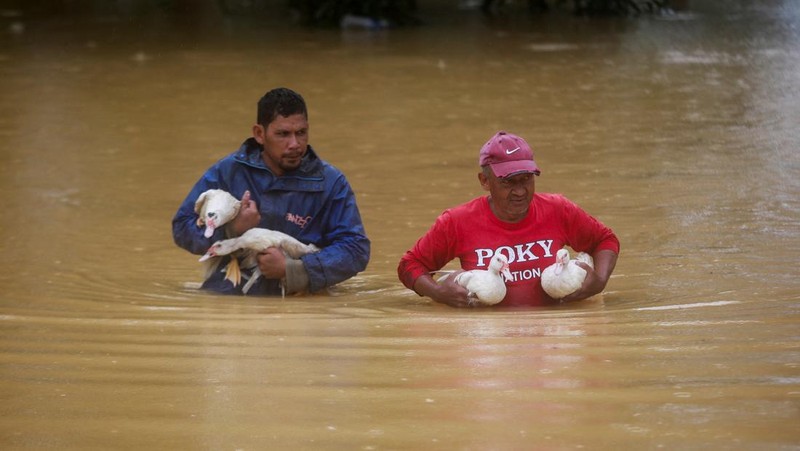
[131, 51, 151, 63]
[339, 14, 389, 30]
[526, 43, 580, 52]
[8, 21, 24, 35]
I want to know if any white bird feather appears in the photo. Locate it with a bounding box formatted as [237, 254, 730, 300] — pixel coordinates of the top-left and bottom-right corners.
[198, 228, 320, 295]
[541, 248, 594, 300]
[194, 189, 241, 238]
[436, 253, 512, 306]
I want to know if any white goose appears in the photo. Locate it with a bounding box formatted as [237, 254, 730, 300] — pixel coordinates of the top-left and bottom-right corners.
[199, 228, 321, 295]
[437, 253, 512, 306]
[194, 189, 241, 238]
[541, 248, 594, 300]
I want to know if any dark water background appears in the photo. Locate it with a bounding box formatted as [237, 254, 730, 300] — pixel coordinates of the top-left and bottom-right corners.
[1, 0, 798, 448]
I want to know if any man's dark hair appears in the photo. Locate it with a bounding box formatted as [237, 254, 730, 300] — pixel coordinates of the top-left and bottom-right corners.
[257, 88, 307, 126]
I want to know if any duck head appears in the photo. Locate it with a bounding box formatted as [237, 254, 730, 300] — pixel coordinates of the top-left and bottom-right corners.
[198, 240, 238, 262]
[194, 189, 242, 238]
[198, 243, 220, 262]
[553, 248, 570, 275]
[489, 253, 513, 281]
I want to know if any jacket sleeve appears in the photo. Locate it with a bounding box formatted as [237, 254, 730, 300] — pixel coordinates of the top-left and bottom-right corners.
[397, 210, 457, 292]
[300, 175, 370, 292]
[171, 164, 228, 255]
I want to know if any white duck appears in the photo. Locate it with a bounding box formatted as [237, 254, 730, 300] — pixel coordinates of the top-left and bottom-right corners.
[194, 189, 241, 238]
[198, 228, 321, 295]
[437, 253, 512, 306]
[540, 248, 594, 300]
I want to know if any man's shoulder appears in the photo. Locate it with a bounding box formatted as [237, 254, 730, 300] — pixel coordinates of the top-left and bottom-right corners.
[316, 158, 345, 178]
[228, 138, 265, 168]
[534, 192, 572, 206]
[296, 146, 342, 179]
[442, 197, 486, 219]
[532, 193, 582, 219]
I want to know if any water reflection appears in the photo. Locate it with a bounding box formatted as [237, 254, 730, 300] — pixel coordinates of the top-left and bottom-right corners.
[441, 315, 602, 392]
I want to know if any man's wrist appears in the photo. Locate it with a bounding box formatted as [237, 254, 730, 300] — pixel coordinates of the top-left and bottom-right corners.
[284, 258, 310, 294]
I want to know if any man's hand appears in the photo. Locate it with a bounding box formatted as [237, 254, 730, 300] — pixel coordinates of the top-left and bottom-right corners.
[414, 272, 478, 308]
[257, 247, 287, 280]
[230, 190, 261, 236]
[558, 249, 617, 303]
[558, 262, 604, 303]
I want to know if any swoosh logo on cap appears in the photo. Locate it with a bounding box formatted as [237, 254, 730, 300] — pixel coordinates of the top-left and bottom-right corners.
[505, 147, 521, 155]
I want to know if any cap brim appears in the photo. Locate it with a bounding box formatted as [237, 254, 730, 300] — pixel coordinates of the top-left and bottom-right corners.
[490, 160, 541, 178]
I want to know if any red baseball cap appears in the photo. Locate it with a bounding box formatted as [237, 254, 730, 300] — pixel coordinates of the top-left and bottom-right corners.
[479, 131, 541, 178]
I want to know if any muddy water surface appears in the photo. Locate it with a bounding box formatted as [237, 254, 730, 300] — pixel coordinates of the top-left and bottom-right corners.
[1, 0, 798, 449]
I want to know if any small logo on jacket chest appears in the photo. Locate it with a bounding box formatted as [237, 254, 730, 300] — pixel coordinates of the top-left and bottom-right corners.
[286, 212, 312, 229]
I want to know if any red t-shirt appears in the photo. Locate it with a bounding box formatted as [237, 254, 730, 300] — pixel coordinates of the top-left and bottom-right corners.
[397, 194, 620, 307]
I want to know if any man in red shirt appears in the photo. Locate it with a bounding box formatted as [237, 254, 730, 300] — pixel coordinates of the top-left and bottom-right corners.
[397, 131, 620, 307]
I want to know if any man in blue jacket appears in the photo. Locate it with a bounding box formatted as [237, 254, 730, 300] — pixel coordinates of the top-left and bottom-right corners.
[172, 87, 370, 296]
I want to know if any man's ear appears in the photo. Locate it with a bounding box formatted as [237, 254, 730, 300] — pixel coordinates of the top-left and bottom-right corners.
[252, 124, 266, 144]
[478, 171, 490, 191]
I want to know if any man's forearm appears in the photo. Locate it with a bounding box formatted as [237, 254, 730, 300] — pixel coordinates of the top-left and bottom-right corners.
[593, 249, 618, 288]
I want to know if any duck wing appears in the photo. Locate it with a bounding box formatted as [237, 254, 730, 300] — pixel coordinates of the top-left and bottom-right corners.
[453, 271, 474, 289]
[541, 263, 586, 299]
[240, 229, 318, 258]
[455, 271, 506, 305]
[278, 236, 320, 258]
[575, 252, 594, 269]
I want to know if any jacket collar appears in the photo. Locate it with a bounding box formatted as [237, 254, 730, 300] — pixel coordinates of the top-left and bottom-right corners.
[235, 137, 324, 179]
[234, 138, 325, 192]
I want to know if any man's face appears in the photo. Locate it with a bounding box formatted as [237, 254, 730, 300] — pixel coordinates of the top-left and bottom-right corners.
[479, 169, 536, 223]
[254, 113, 309, 176]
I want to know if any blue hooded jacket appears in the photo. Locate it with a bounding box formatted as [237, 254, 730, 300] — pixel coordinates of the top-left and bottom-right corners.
[172, 138, 370, 294]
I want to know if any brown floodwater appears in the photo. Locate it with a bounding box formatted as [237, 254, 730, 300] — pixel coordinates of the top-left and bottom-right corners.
[1, 0, 798, 449]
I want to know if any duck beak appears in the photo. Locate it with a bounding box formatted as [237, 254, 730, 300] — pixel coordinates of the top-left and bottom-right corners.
[198, 252, 213, 262]
[502, 265, 512, 282]
[203, 225, 216, 238]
